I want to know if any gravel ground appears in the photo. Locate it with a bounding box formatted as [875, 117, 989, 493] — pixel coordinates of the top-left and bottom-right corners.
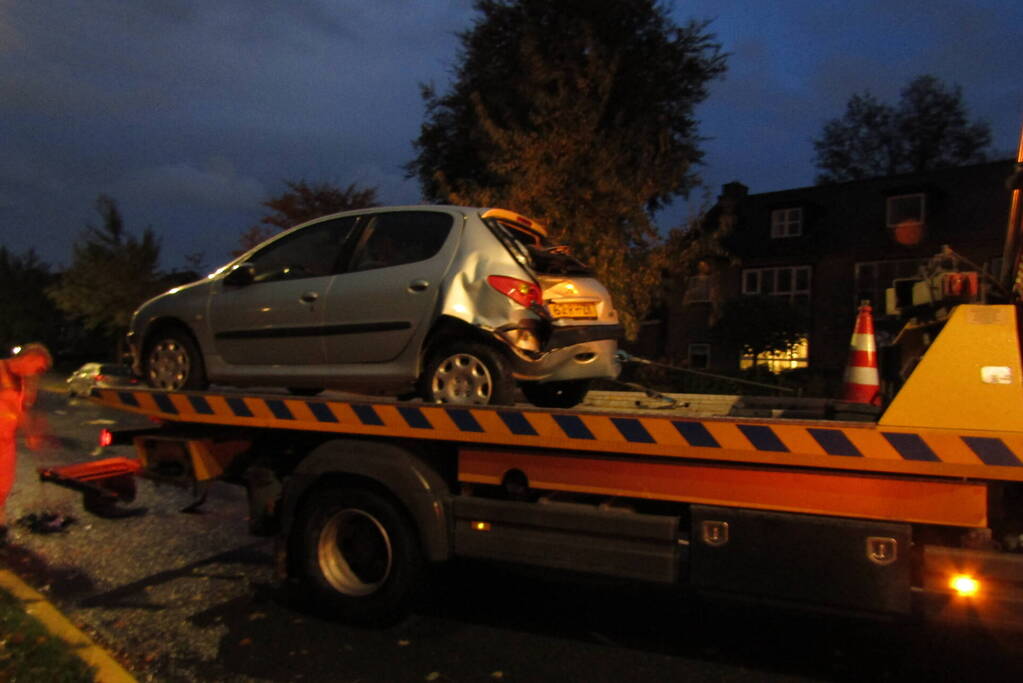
[2, 384, 278, 680]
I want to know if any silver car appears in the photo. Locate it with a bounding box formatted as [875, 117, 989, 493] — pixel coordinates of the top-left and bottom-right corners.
[128, 206, 621, 407]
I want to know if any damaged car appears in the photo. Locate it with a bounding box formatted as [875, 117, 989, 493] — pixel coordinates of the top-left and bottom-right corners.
[127, 206, 621, 407]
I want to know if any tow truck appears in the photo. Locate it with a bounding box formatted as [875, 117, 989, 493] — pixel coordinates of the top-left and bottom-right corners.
[40, 136, 1023, 628]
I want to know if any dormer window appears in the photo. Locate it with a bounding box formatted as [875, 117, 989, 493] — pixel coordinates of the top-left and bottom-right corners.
[886, 193, 925, 228]
[771, 207, 802, 238]
[886, 193, 926, 246]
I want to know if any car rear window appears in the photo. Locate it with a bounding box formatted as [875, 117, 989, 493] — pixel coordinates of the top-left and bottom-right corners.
[484, 218, 592, 276]
[98, 364, 132, 376]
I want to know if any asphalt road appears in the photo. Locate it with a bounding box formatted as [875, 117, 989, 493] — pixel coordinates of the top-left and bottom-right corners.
[2, 382, 1023, 682]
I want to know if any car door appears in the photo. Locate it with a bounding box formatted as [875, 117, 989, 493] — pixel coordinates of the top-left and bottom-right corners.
[208, 216, 357, 366]
[321, 210, 458, 364]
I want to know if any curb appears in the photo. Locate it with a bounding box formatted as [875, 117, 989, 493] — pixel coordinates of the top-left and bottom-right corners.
[0, 569, 136, 683]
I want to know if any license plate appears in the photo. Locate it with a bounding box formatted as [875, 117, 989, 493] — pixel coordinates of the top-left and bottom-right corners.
[549, 302, 597, 319]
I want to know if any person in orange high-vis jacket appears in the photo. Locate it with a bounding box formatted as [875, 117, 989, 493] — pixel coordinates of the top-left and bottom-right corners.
[0, 343, 52, 541]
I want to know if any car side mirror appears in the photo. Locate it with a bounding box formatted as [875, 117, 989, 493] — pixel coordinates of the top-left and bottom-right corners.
[224, 263, 255, 287]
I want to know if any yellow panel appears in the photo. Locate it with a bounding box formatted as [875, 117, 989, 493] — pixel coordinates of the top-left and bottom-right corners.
[882, 305, 1023, 430]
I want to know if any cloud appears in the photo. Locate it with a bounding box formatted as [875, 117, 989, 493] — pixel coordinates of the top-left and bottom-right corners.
[109, 157, 264, 211]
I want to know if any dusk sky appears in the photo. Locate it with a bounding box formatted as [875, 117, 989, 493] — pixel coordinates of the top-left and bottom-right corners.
[3, 1, 1021, 273]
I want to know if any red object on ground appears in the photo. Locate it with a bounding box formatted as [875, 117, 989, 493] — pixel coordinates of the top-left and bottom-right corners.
[842, 302, 881, 405]
[38, 457, 142, 485]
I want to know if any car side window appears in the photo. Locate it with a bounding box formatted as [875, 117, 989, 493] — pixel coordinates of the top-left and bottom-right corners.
[249, 217, 357, 283]
[350, 212, 453, 272]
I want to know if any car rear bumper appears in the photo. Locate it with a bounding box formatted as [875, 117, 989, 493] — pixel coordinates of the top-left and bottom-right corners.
[508, 337, 621, 383]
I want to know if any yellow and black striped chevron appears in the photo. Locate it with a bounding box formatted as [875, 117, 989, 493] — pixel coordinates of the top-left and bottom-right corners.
[92, 388, 1023, 484]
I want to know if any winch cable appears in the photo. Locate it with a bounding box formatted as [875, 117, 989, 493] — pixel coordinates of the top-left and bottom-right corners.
[613, 351, 794, 409]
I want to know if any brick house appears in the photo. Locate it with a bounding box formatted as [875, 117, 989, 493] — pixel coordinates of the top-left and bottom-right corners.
[664, 159, 1015, 393]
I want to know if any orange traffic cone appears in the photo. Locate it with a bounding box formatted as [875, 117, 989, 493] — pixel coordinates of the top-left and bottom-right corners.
[842, 301, 880, 405]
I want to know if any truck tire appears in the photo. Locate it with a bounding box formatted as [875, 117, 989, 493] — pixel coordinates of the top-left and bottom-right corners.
[295, 486, 424, 625]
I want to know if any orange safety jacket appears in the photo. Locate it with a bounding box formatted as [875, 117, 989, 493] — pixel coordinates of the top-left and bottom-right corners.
[0, 360, 24, 436]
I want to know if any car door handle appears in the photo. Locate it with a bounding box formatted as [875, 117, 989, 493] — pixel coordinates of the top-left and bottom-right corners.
[300, 291, 319, 303]
[408, 279, 430, 292]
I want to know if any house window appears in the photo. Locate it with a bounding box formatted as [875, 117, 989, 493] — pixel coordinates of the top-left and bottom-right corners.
[741, 265, 811, 308]
[771, 207, 802, 238]
[688, 343, 710, 369]
[886, 194, 925, 228]
[739, 337, 809, 374]
[683, 275, 710, 304]
[854, 259, 929, 311]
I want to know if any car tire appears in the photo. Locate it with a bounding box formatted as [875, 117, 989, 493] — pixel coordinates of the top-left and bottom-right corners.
[295, 486, 424, 626]
[418, 341, 515, 405]
[520, 379, 592, 408]
[144, 328, 207, 391]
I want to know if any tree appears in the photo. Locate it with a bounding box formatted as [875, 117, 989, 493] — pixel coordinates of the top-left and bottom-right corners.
[239, 180, 379, 252]
[0, 247, 61, 352]
[407, 0, 726, 337]
[713, 295, 807, 375]
[665, 182, 744, 326]
[813, 75, 992, 183]
[47, 196, 165, 357]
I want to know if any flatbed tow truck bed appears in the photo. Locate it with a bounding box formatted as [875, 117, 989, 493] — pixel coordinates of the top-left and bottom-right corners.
[41, 304, 1023, 628]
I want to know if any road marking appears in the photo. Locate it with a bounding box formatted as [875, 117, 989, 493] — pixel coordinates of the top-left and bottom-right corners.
[0, 569, 137, 683]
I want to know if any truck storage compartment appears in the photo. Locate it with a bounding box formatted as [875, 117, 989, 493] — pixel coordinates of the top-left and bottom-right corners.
[452, 496, 681, 582]
[690, 505, 911, 614]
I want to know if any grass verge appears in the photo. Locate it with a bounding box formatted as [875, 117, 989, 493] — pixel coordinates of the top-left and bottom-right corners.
[0, 585, 96, 682]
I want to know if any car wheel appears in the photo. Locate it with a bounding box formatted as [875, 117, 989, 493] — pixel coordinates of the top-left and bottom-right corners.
[144, 329, 207, 391]
[419, 342, 514, 405]
[295, 486, 424, 625]
[520, 379, 592, 408]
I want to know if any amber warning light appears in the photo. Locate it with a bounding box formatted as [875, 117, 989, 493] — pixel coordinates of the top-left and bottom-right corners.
[949, 574, 980, 598]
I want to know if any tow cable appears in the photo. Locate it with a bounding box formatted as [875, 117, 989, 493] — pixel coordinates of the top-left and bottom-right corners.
[611, 351, 795, 409]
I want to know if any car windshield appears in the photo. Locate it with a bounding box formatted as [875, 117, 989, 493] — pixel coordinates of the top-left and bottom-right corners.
[485, 218, 592, 276]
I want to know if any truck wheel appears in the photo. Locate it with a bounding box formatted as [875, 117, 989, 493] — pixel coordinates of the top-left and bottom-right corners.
[418, 341, 515, 405]
[296, 486, 423, 625]
[144, 329, 207, 391]
[520, 379, 591, 408]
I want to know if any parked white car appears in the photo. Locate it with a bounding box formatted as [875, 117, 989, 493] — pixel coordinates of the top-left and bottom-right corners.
[67, 362, 138, 397]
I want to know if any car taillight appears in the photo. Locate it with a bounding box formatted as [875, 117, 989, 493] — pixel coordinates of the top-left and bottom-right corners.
[94, 374, 107, 382]
[487, 275, 542, 309]
[99, 429, 113, 447]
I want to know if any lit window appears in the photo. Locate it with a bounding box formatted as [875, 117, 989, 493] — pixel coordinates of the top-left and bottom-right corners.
[771, 208, 802, 238]
[886, 194, 925, 228]
[688, 343, 710, 369]
[740, 337, 809, 374]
